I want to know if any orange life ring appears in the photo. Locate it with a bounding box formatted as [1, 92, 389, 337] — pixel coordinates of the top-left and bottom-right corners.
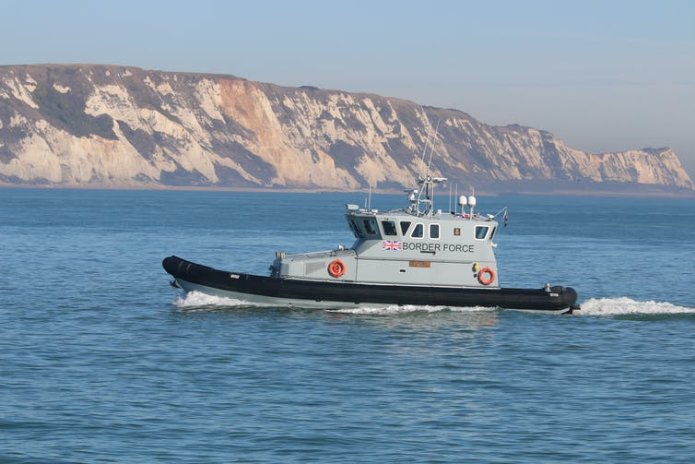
[327, 259, 346, 278]
[478, 267, 495, 286]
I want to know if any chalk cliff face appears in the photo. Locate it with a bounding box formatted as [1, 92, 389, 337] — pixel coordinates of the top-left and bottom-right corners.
[0, 64, 692, 191]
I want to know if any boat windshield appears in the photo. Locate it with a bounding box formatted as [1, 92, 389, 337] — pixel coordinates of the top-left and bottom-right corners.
[348, 216, 382, 239]
[363, 218, 381, 237]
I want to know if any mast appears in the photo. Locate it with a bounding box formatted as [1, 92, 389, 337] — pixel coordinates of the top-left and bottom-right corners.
[412, 117, 445, 216]
[411, 175, 447, 216]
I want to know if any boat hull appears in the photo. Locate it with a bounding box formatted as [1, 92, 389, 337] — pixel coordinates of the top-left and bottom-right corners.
[163, 256, 578, 312]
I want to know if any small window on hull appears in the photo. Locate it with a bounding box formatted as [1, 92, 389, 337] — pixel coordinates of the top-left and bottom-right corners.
[430, 223, 440, 239]
[400, 221, 412, 235]
[382, 220, 398, 236]
[475, 225, 490, 240]
[411, 223, 424, 238]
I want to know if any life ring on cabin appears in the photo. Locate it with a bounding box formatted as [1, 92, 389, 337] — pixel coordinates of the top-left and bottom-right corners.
[478, 267, 495, 286]
[327, 259, 346, 278]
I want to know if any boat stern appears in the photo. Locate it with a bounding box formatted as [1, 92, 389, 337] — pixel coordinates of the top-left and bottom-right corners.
[552, 285, 579, 313]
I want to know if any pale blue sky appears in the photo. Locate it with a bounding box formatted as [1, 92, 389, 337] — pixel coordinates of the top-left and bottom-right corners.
[2, 0, 694, 176]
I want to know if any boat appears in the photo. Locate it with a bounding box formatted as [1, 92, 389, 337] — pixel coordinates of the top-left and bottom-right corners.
[163, 174, 580, 313]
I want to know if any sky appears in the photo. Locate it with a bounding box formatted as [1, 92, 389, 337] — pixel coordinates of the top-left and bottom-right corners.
[2, 0, 694, 176]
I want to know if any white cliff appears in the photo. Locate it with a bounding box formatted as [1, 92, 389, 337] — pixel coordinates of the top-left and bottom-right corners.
[0, 64, 692, 192]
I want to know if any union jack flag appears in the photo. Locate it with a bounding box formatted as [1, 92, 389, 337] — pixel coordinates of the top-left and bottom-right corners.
[383, 240, 402, 251]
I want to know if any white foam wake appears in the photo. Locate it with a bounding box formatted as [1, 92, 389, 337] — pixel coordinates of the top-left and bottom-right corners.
[174, 291, 274, 309]
[174, 292, 494, 314]
[578, 297, 695, 316]
[333, 305, 494, 315]
[174, 293, 694, 316]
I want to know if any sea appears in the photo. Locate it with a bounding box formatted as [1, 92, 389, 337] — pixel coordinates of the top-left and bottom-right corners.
[1, 188, 694, 463]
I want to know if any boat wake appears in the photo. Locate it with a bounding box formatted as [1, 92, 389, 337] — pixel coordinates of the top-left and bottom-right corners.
[332, 305, 494, 315]
[174, 291, 276, 310]
[174, 292, 694, 317]
[578, 297, 695, 316]
[173, 291, 494, 314]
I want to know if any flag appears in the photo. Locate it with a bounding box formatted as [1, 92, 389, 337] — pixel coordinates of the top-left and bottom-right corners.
[383, 240, 402, 251]
[503, 208, 509, 227]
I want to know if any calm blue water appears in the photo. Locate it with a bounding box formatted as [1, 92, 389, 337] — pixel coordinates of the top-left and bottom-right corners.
[1, 188, 694, 463]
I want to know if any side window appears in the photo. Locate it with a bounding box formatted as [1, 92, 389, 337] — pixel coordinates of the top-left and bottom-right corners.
[475, 225, 490, 240]
[411, 223, 424, 239]
[430, 223, 440, 239]
[489, 226, 497, 240]
[400, 221, 412, 235]
[349, 219, 361, 238]
[381, 220, 398, 236]
[363, 218, 378, 235]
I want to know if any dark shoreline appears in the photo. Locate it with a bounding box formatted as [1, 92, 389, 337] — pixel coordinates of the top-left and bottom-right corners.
[1, 181, 693, 198]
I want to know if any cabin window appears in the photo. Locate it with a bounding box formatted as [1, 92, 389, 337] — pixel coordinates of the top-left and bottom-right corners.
[430, 223, 440, 239]
[411, 223, 424, 239]
[475, 225, 490, 240]
[349, 219, 361, 238]
[490, 226, 497, 240]
[381, 220, 398, 236]
[400, 221, 412, 235]
[363, 218, 378, 236]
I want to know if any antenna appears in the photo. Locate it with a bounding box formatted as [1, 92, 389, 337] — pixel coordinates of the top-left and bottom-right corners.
[426, 119, 441, 176]
[415, 118, 442, 213]
[419, 126, 430, 165]
[454, 184, 458, 215]
[448, 182, 452, 213]
[419, 116, 440, 167]
[419, 145, 427, 165]
[368, 184, 372, 210]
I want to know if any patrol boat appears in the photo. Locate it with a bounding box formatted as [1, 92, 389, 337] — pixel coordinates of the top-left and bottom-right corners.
[163, 175, 580, 313]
